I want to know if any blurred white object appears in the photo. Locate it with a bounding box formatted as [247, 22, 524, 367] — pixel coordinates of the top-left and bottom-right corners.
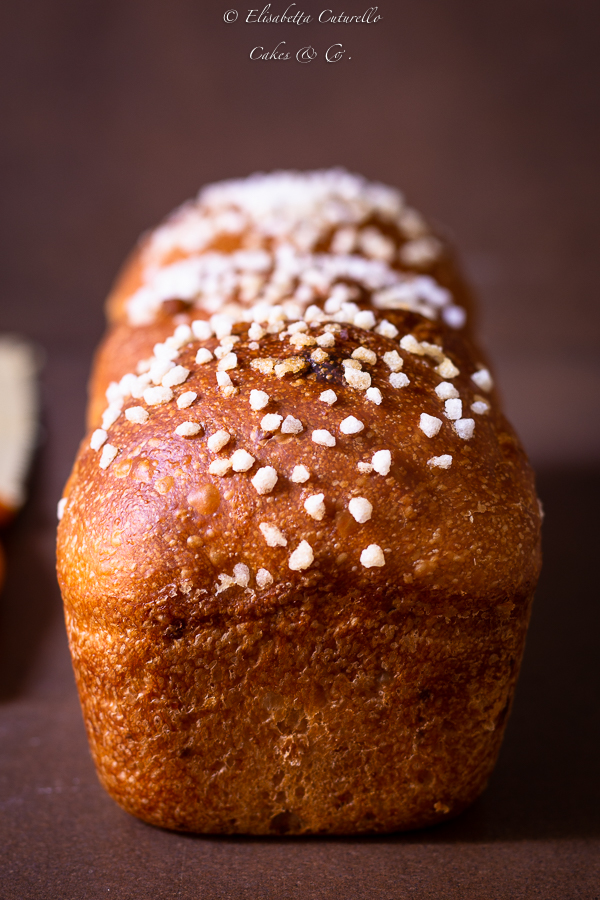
[0, 336, 38, 516]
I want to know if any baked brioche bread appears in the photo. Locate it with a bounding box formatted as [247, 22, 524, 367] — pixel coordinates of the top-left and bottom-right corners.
[57, 170, 541, 834]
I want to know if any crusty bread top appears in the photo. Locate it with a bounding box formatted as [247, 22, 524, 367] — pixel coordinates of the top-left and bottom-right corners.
[58, 304, 541, 624]
[94, 169, 481, 430]
[58, 170, 541, 624]
[105, 169, 474, 331]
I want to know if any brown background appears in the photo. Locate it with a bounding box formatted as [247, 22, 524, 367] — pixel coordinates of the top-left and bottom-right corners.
[0, 1, 599, 897]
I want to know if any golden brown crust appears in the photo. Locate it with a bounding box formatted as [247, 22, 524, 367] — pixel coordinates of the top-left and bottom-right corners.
[58, 318, 541, 833]
[104, 207, 477, 328]
[57, 171, 542, 834]
[90, 253, 478, 431]
[62, 589, 533, 834]
[71, 318, 539, 613]
[87, 317, 177, 429]
[92, 175, 479, 431]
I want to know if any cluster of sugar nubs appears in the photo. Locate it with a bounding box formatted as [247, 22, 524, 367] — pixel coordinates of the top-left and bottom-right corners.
[128, 169, 463, 328]
[147, 169, 438, 265]
[78, 294, 494, 591]
[128, 247, 466, 330]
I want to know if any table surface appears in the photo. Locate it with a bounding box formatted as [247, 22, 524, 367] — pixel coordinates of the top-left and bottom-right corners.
[1, 1, 599, 896]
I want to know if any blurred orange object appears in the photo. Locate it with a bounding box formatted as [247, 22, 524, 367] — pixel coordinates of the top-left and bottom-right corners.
[0, 336, 38, 589]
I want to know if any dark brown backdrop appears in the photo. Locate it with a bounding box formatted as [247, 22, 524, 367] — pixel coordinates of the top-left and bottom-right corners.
[0, 2, 598, 897]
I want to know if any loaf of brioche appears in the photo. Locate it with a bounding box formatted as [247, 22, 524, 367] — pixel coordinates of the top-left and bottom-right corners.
[57, 170, 542, 834]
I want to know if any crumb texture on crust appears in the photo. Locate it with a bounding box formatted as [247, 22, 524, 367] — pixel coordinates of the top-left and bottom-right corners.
[64, 589, 534, 834]
[58, 170, 542, 834]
